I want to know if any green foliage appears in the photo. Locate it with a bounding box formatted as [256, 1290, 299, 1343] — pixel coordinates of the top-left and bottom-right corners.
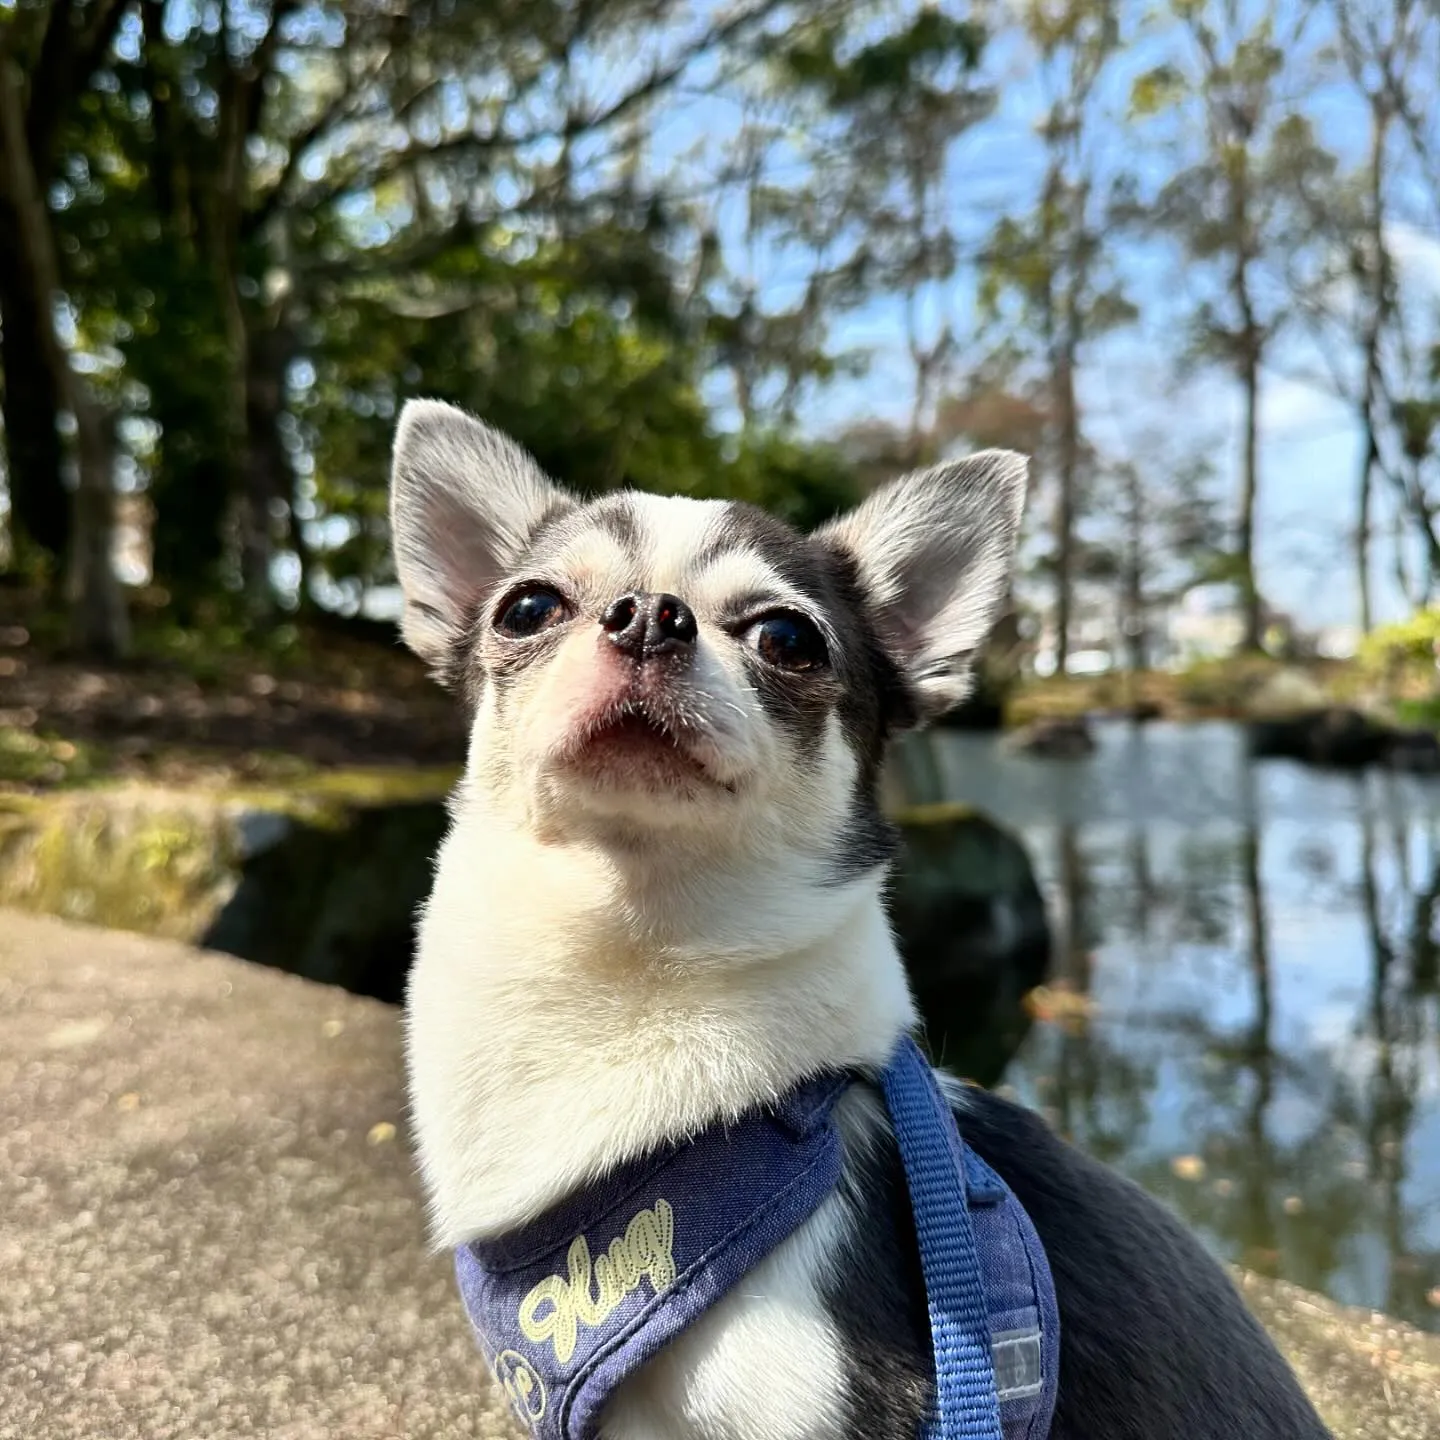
[1358, 609, 1440, 672]
[1394, 695, 1440, 730]
[296, 218, 725, 598]
[0, 729, 107, 789]
[1174, 654, 1286, 712]
[781, 11, 986, 105]
[1130, 64, 1187, 117]
[702, 434, 861, 531]
[4, 0, 906, 632]
[1395, 396, 1440, 463]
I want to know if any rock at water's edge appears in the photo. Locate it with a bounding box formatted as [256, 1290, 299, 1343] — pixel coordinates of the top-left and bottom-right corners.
[1247, 708, 1440, 773]
[1006, 715, 1098, 759]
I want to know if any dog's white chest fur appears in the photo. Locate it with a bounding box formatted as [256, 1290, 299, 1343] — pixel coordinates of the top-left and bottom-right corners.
[406, 799, 911, 1438]
[599, 1191, 857, 1440]
[406, 793, 915, 1246]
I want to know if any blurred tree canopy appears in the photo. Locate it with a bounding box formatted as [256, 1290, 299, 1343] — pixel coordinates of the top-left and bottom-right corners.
[1, 0, 906, 652]
[1, 0, 1439, 664]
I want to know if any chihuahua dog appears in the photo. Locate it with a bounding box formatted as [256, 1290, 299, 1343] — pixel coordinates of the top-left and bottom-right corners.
[391, 399, 1330, 1440]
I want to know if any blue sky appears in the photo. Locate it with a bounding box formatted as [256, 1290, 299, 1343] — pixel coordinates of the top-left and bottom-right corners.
[652, 1, 1440, 633]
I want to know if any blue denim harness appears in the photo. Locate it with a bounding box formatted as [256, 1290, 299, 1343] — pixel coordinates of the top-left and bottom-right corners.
[454, 1037, 1059, 1440]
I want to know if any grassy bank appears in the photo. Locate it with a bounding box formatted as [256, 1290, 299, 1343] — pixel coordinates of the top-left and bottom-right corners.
[1008, 612, 1440, 730]
[1007, 655, 1439, 730]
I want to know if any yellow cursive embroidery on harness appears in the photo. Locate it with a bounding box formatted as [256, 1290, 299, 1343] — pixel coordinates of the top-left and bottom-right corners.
[518, 1199, 677, 1365]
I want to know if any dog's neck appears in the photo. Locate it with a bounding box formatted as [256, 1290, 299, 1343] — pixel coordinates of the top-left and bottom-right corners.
[406, 786, 916, 1249]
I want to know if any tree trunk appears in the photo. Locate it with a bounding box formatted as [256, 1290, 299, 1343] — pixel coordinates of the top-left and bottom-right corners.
[1037, 148, 1073, 678]
[66, 395, 130, 656]
[211, 26, 272, 623]
[290, 465, 317, 613]
[1053, 339, 1079, 675]
[241, 308, 302, 616]
[0, 55, 127, 656]
[1357, 439, 1375, 636]
[1355, 104, 1392, 636]
[240, 311, 282, 617]
[1237, 333, 1263, 652]
[1122, 468, 1146, 672]
[0, 203, 69, 568]
[1390, 504, 1416, 611]
[1409, 465, 1440, 604]
[1224, 120, 1265, 654]
[1045, 152, 1090, 680]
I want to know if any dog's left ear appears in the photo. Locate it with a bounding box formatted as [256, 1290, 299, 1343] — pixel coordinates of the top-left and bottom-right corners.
[390, 400, 571, 672]
[816, 451, 1028, 724]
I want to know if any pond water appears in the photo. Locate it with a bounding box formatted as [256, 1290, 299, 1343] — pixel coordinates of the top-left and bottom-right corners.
[10, 715, 1434, 1331]
[891, 720, 1440, 1332]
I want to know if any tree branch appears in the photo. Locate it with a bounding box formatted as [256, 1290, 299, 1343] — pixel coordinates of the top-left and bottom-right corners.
[241, 0, 304, 140]
[244, 35, 405, 238]
[75, 0, 129, 80]
[289, 0, 789, 217]
[20, 0, 127, 183]
[23, 0, 78, 161]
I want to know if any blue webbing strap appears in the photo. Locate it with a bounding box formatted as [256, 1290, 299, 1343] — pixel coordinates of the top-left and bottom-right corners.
[881, 1037, 1004, 1440]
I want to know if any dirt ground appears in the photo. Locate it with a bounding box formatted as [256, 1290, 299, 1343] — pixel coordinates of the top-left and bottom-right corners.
[0, 607, 466, 791]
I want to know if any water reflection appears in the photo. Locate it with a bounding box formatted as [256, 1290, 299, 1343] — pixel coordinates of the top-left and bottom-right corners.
[897, 721, 1440, 1332]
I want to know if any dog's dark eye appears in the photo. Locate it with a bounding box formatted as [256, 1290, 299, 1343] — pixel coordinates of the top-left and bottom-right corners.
[746, 613, 828, 672]
[496, 587, 569, 638]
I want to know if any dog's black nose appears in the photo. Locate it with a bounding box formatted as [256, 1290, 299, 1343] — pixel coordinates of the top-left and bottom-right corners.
[601, 592, 698, 659]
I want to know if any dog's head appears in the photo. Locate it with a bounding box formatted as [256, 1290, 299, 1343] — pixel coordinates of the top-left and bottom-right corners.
[390, 400, 1025, 889]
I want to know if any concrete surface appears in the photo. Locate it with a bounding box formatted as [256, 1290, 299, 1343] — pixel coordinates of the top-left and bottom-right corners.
[2, 910, 1438, 1439]
[1, 910, 521, 1440]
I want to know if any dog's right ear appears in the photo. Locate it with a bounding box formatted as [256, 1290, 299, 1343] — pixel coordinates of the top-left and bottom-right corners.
[389, 400, 572, 670]
[816, 451, 1027, 725]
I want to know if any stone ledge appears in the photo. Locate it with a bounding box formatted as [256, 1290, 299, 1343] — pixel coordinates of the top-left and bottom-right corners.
[2, 911, 1436, 1439]
[0, 909, 520, 1440]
